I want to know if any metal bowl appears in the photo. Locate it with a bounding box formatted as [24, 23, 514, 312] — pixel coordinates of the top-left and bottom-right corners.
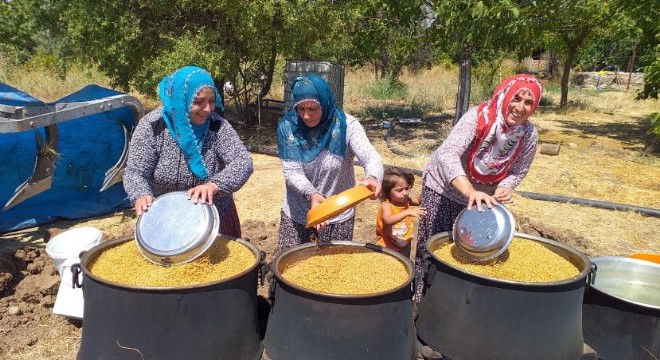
[135, 191, 219, 266]
[452, 204, 515, 261]
[590, 256, 660, 310]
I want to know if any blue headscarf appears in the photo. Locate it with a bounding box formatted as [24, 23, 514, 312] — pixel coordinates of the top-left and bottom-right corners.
[277, 74, 347, 162]
[158, 66, 223, 179]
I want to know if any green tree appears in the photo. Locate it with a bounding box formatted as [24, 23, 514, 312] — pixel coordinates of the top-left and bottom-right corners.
[530, 1, 640, 108]
[0, 0, 40, 63]
[340, 1, 427, 84]
[425, 0, 528, 123]
[621, 0, 660, 100]
[59, 1, 285, 124]
[637, 43, 660, 100]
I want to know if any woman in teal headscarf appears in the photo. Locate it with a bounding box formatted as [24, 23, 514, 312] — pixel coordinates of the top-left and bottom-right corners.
[124, 66, 254, 237]
[276, 74, 383, 253]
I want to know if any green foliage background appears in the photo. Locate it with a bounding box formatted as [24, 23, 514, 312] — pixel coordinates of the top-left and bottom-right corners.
[0, 0, 657, 125]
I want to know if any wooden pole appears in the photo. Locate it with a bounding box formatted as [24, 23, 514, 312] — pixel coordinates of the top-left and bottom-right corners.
[626, 40, 639, 91]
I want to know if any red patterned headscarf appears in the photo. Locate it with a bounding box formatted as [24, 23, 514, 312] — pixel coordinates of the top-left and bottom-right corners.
[467, 74, 543, 184]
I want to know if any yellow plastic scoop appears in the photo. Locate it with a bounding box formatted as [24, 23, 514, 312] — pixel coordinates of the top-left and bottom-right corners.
[306, 185, 374, 228]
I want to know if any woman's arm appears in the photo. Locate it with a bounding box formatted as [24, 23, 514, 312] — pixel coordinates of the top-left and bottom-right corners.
[281, 159, 319, 199]
[436, 107, 478, 184]
[123, 110, 161, 208]
[438, 107, 496, 210]
[346, 115, 383, 196]
[207, 119, 254, 194]
[191, 118, 253, 205]
[450, 175, 497, 211]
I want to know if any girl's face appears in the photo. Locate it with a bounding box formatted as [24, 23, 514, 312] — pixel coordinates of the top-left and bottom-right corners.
[189, 87, 215, 125]
[388, 178, 411, 205]
[505, 89, 535, 126]
[296, 101, 322, 128]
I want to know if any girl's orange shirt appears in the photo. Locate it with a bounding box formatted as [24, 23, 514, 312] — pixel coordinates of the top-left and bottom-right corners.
[376, 200, 415, 250]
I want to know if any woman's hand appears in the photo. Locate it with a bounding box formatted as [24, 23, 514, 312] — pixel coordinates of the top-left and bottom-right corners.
[493, 186, 514, 204]
[465, 189, 498, 212]
[451, 175, 497, 211]
[361, 176, 381, 200]
[187, 182, 219, 205]
[134, 195, 155, 216]
[309, 192, 329, 231]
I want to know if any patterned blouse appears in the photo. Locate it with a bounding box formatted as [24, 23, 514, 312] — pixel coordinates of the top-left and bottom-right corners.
[423, 106, 538, 204]
[281, 114, 383, 225]
[123, 108, 254, 216]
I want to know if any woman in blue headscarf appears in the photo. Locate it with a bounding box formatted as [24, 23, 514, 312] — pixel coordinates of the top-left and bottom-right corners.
[276, 74, 383, 253]
[124, 66, 254, 237]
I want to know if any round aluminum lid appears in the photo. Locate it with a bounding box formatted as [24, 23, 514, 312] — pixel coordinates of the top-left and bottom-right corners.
[452, 204, 515, 261]
[135, 191, 219, 266]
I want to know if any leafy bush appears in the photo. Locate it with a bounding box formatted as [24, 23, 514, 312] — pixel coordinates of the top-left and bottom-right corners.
[367, 79, 407, 100]
[650, 112, 660, 137]
[359, 100, 431, 121]
[637, 47, 660, 100]
[539, 96, 554, 107]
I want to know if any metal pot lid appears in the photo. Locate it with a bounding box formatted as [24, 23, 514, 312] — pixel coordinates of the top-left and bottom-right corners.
[135, 191, 219, 266]
[452, 204, 515, 261]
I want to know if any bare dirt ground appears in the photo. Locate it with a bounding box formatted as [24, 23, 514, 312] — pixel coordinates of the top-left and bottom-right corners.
[0, 91, 658, 359]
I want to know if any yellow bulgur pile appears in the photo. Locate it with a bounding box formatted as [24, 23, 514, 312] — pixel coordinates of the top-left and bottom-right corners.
[432, 237, 580, 282]
[281, 246, 409, 295]
[89, 239, 255, 287]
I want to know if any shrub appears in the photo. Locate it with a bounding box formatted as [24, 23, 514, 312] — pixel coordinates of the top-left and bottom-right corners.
[367, 79, 407, 100]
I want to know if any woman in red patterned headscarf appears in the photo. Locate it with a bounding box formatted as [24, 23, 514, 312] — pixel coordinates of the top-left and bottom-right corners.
[413, 74, 543, 301]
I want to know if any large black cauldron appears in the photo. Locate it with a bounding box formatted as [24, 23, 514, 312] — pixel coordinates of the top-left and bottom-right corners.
[264, 241, 417, 360]
[582, 256, 660, 360]
[74, 236, 264, 360]
[416, 232, 591, 360]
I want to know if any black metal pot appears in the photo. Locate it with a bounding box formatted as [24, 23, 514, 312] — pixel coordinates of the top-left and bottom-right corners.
[582, 256, 660, 360]
[263, 241, 417, 360]
[415, 232, 591, 360]
[73, 236, 264, 360]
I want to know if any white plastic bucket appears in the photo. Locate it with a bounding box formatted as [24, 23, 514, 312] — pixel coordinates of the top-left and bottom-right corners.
[45, 226, 103, 278]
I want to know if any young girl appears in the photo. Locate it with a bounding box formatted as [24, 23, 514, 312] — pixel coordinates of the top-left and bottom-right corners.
[376, 167, 426, 257]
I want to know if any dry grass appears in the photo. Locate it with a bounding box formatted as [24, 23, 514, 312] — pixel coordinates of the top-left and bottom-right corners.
[0, 59, 159, 110]
[343, 66, 458, 112]
[6, 333, 80, 360]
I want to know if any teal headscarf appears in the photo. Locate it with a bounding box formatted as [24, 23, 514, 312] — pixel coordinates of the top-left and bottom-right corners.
[277, 74, 347, 162]
[158, 66, 223, 179]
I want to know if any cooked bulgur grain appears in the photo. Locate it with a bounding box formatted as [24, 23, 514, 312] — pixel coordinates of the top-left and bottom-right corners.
[281, 246, 409, 295]
[432, 237, 580, 282]
[89, 239, 255, 287]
